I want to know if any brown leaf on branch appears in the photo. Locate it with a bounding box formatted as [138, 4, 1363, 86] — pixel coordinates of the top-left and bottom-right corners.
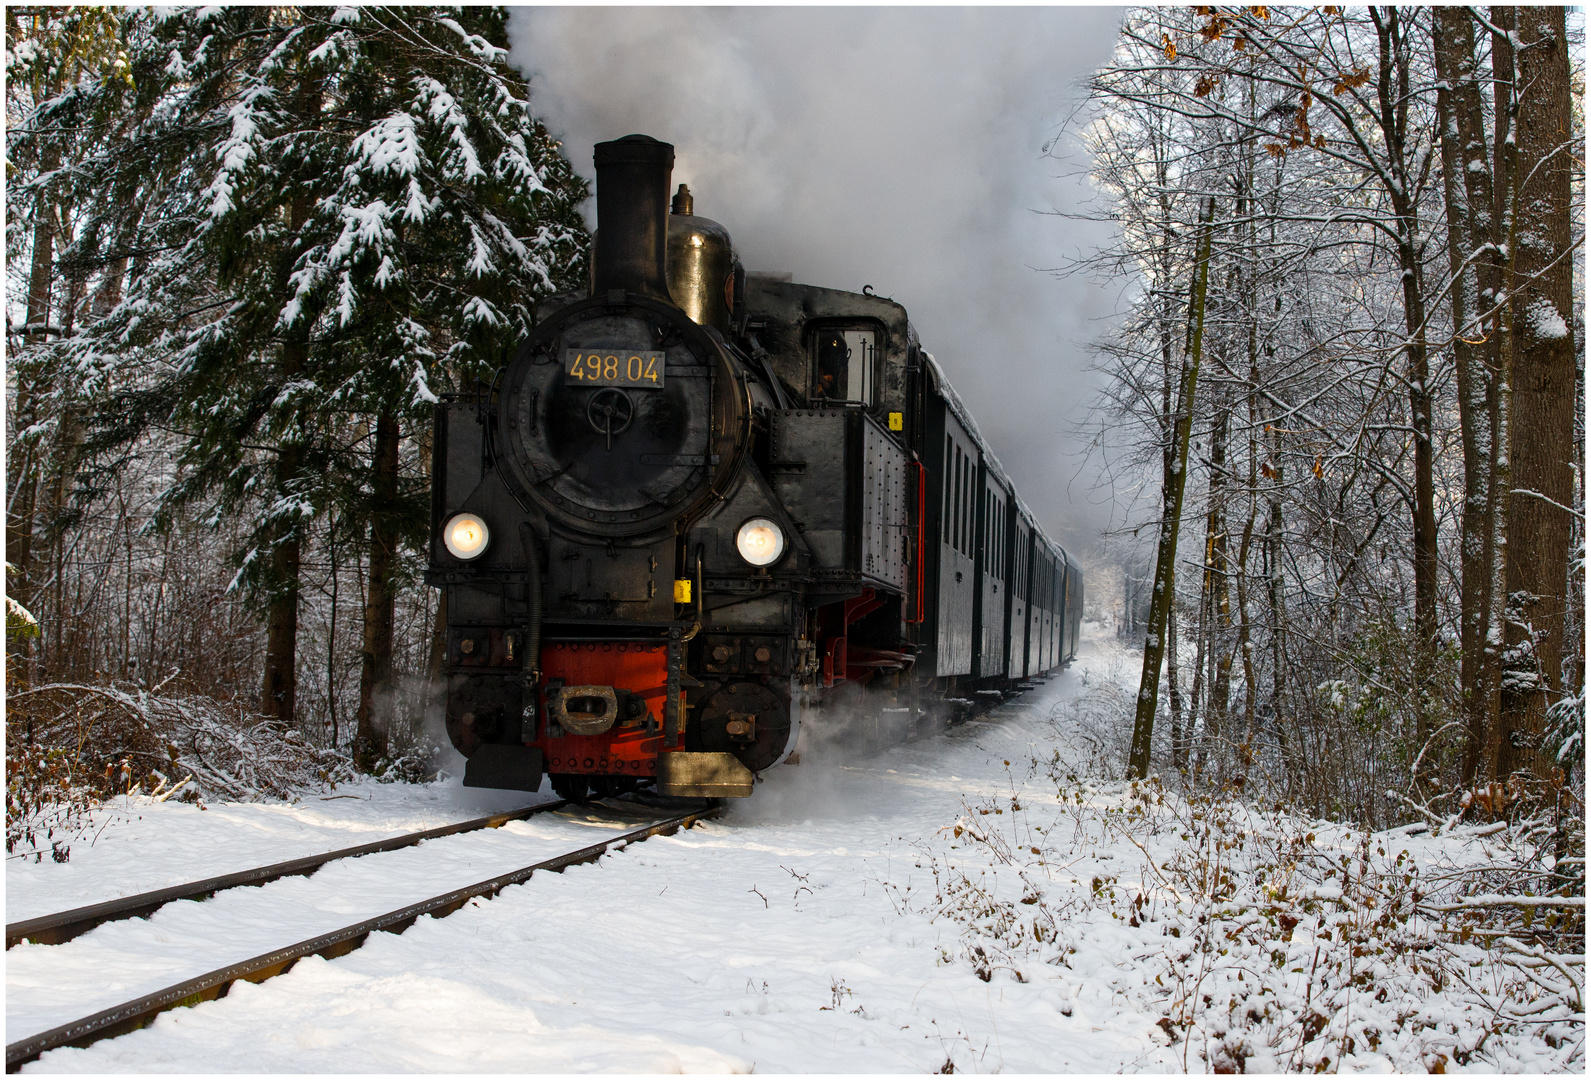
[1333, 66, 1370, 95]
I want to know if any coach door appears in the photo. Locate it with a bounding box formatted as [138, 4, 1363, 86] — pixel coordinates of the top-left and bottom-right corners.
[936, 415, 977, 677]
[1029, 551, 1045, 673]
[1065, 554, 1083, 662]
[978, 476, 1008, 679]
[1009, 520, 1030, 677]
[1049, 548, 1064, 668]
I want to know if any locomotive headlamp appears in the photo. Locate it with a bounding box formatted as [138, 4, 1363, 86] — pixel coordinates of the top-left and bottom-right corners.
[443, 513, 490, 560]
[735, 518, 786, 567]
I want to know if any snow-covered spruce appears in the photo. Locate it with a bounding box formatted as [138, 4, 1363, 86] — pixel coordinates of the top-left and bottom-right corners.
[7, 8, 588, 745]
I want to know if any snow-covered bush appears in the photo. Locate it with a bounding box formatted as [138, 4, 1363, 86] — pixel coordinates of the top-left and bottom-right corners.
[5, 681, 352, 859]
[899, 758, 1584, 1072]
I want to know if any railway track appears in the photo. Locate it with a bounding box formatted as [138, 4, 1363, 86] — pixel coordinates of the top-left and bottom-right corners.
[6, 803, 718, 1072]
[6, 801, 566, 949]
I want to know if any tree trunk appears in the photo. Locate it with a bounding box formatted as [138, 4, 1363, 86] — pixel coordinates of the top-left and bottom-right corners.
[427, 589, 449, 686]
[1166, 598, 1184, 770]
[1499, 6, 1575, 781]
[1160, 261, 1185, 769]
[259, 74, 321, 726]
[1432, 7, 1505, 786]
[1370, 7, 1439, 751]
[1188, 590, 1209, 776]
[355, 410, 399, 770]
[25, 145, 57, 341]
[261, 517, 301, 725]
[1207, 402, 1233, 747]
[1129, 196, 1216, 780]
[8, 142, 61, 620]
[327, 510, 340, 748]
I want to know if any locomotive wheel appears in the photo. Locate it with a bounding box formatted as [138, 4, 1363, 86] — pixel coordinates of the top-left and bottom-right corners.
[590, 776, 639, 799]
[550, 773, 591, 803]
[551, 774, 639, 803]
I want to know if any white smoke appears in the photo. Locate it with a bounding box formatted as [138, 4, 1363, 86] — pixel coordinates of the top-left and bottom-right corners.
[507, 7, 1124, 554]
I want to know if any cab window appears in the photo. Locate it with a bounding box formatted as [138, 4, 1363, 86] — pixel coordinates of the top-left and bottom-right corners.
[812, 328, 876, 404]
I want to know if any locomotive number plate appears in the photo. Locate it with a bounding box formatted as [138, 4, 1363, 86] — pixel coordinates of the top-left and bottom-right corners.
[563, 349, 666, 389]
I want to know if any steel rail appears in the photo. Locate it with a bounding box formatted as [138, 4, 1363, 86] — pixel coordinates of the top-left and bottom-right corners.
[6, 806, 717, 1072]
[7, 801, 567, 949]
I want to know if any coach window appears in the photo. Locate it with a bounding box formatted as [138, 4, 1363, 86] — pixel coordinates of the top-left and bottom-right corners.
[943, 437, 954, 543]
[962, 454, 971, 556]
[812, 328, 876, 404]
[958, 456, 968, 556]
[950, 445, 961, 551]
[964, 460, 973, 557]
[964, 459, 973, 557]
[954, 450, 964, 555]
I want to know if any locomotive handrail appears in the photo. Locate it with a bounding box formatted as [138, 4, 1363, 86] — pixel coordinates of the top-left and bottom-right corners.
[910, 461, 927, 623]
[519, 521, 543, 688]
[683, 545, 704, 640]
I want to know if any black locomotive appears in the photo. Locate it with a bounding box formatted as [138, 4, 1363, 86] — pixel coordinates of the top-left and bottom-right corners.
[428, 135, 1082, 800]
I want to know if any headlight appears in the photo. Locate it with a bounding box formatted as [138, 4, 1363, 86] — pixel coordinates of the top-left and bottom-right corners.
[443, 512, 490, 560]
[735, 518, 785, 567]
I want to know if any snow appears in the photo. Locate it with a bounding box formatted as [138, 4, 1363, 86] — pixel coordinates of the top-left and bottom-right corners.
[6, 592, 39, 630]
[348, 113, 424, 179]
[204, 85, 273, 220]
[1528, 297, 1569, 341]
[7, 781, 542, 924]
[9, 626, 1582, 1072]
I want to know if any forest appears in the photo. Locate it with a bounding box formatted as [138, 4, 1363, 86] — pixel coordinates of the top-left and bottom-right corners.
[5, 6, 1583, 846]
[5, 7, 590, 841]
[1084, 6, 1583, 830]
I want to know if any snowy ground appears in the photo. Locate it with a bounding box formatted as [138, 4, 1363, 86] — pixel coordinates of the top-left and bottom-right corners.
[9, 624, 1583, 1072]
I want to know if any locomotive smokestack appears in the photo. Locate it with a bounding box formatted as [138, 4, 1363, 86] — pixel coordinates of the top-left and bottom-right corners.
[591, 135, 675, 302]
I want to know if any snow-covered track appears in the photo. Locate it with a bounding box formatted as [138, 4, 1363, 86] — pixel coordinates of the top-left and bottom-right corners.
[6, 802, 565, 950]
[5, 805, 718, 1072]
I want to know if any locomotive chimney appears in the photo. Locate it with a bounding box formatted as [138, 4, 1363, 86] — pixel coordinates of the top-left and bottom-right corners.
[590, 135, 675, 302]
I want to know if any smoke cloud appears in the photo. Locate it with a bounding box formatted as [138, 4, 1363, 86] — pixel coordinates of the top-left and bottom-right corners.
[508, 8, 1124, 556]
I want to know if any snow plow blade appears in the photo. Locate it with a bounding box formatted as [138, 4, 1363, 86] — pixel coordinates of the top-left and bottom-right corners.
[463, 745, 544, 792]
[656, 752, 754, 798]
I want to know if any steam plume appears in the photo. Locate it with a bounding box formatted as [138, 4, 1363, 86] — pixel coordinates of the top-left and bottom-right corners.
[508, 7, 1123, 553]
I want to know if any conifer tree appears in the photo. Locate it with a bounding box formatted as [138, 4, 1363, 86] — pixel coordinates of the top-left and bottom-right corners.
[5, 6, 134, 660]
[36, 7, 588, 741]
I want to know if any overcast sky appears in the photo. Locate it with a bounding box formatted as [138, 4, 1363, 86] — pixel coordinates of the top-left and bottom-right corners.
[507, 7, 1127, 557]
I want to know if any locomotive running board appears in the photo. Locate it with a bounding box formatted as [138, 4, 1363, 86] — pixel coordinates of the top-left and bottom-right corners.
[656, 752, 754, 798]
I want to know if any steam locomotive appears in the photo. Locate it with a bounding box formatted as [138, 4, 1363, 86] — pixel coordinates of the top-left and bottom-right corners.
[427, 135, 1082, 800]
